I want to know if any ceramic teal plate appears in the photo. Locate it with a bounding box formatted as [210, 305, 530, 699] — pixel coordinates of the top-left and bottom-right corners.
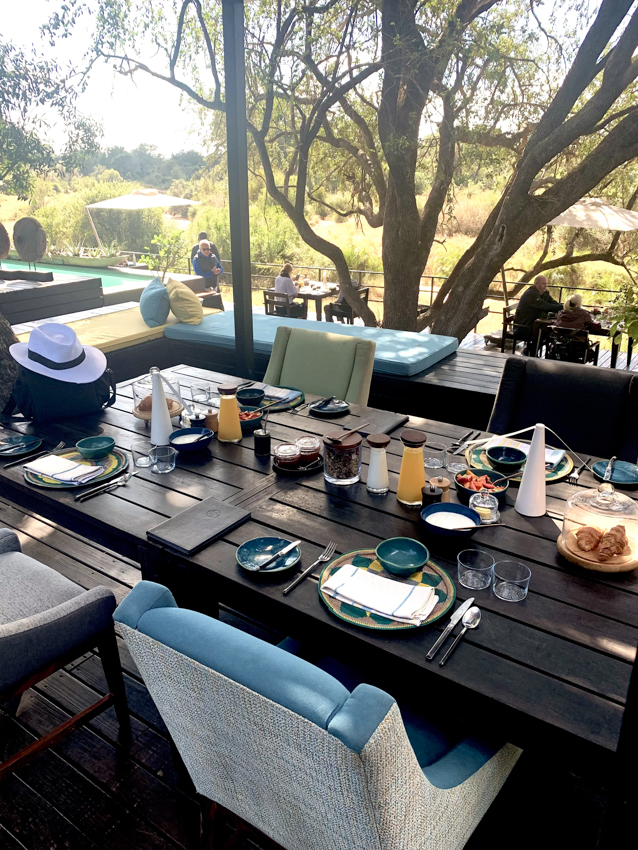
[0, 435, 42, 456]
[318, 548, 455, 631]
[308, 398, 350, 418]
[260, 387, 305, 412]
[24, 448, 128, 489]
[592, 460, 638, 490]
[236, 537, 301, 573]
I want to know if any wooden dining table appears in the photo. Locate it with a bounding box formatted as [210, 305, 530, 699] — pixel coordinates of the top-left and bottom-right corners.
[531, 316, 634, 368]
[0, 364, 635, 843]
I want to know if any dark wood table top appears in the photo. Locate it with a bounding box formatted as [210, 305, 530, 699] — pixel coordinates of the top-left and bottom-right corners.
[1, 364, 635, 755]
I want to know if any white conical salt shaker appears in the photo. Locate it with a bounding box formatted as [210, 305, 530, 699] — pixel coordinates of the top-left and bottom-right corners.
[150, 367, 173, 446]
[515, 423, 547, 517]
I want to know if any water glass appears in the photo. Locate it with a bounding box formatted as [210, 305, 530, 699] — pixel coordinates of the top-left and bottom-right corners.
[493, 560, 531, 602]
[457, 550, 495, 590]
[151, 446, 177, 474]
[190, 382, 211, 404]
[446, 447, 467, 475]
[424, 441, 446, 469]
[131, 440, 154, 468]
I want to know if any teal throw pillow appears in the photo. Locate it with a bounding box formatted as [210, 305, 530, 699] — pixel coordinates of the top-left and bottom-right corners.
[140, 277, 170, 328]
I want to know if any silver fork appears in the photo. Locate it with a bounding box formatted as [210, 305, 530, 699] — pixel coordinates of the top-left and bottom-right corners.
[568, 456, 592, 486]
[282, 541, 337, 595]
[3, 440, 65, 470]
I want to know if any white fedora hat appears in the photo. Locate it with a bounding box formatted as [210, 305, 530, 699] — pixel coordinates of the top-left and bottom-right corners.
[10, 323, 107, 384]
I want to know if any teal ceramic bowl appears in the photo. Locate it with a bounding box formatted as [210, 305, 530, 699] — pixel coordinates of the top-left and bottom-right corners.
[169, 427, 213, 453]
[375, 537, 429, 578]
[239, 405, 264, 432]
[237, 387, 265, 406]
[236, 537, 301, 573]
[486, 445, 527, 473]
[76, 436, 115, 460]
[455, 468, 509, 506]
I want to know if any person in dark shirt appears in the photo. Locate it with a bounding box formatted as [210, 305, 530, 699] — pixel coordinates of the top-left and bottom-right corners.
[191, 231, 220, 262]
[513, 275, 562, 351]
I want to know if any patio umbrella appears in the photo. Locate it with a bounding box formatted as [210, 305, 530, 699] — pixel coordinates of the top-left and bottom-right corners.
[548, 197, 638, 231]
[84, 189, 202, 248]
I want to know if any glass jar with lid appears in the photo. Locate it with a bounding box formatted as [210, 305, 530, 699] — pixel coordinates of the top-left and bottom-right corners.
[323, 432, 362, 485]
[469, 489, 500, 524]
[296, 435, 322, 465]
[558, 483, 638, 572]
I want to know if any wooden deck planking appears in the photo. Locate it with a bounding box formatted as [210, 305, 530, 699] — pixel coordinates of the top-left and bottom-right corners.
[0, 495, 610, 849]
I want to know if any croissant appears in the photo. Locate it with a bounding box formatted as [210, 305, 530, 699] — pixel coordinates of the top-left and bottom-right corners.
[598, 525, 628, 562]
[575, 526, 603, 552]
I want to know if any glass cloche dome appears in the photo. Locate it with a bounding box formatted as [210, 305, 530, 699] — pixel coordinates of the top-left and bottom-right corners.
[559, 483, 638, 572]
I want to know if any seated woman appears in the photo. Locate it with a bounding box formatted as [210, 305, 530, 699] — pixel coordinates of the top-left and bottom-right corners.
[554, 294, 602, 340]
[274, 263, 306, 317]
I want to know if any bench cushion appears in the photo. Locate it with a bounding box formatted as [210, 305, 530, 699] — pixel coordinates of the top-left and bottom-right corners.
[139, 277, 170, 327]
[163, 313, 458, 376]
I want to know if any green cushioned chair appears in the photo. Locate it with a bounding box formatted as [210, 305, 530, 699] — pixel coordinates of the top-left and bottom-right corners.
[263, 325, 376, 405]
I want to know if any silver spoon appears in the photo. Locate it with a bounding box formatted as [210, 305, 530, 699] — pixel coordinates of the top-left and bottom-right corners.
[439, 606, 481, 666]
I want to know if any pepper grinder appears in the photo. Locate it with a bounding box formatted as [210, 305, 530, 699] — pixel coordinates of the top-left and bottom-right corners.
[421, 482, 443, 509]
[430, 475, 451, 502]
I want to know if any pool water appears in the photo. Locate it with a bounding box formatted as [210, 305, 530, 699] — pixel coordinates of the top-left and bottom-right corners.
[0, 259, 154, 290]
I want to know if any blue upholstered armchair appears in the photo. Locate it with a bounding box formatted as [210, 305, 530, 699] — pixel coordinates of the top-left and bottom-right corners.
[0, 528, 129, 778]
[115, 581, 521, 850]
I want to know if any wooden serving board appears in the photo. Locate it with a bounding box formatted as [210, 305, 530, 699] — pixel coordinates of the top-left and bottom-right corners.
[557, 531, 638, 573]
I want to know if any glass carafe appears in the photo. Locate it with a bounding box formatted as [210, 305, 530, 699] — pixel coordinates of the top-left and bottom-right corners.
[397, 429, 427, 506]
[217, 384, 242, 443]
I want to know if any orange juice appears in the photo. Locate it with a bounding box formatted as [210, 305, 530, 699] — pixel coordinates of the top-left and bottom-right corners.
[397, 430, 427, 506]
[217, 384, 242, 443]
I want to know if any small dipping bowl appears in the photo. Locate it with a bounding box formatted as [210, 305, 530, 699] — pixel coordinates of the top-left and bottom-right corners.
[169, 427, 213, 453]
[420, 504, 481, 539]
[486, 445, 527, 473]
[237, 387, 265, 407]
[239, 405, 264, 432]
[375, 537, 429, 578]
[76, 436, 115, 460]
[455, 468, 509, 506]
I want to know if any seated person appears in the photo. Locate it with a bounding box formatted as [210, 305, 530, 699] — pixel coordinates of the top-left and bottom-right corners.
[192, 240, 224, 293]
[513, 274, 562, 346]
[191, 231, 220, 262]
[554, 293, 602, 340]
[324, 277, 361, 323]
[274, 263, 306, 318]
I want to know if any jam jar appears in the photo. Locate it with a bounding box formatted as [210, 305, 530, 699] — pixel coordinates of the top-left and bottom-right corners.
[323, 432, 362, 485]
[273, 442, 301, 469]
[296, 435, 322, 465]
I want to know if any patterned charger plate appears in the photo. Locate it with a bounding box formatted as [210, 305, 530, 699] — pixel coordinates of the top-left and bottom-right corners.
[318, 548, 455, 631]
[464, 444, 574, 483]
[24, 448, 128, 489]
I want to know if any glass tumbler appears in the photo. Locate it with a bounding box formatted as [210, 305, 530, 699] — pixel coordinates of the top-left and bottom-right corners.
[446, 447, 468, 476]
[457, 549, 495, 590]
[424, 442, 446, 469]
[493, 561, 531, 602]
[190, 382, 211, 404]
[151, 446, 177, 474]
[132, 440, 154, 468]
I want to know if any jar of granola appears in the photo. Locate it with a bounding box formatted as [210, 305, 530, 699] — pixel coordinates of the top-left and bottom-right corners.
[323, 432, 362, 485]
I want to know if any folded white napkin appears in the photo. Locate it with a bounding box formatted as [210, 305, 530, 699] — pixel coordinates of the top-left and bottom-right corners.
[321, 565, 438, 625]
[484, 436, 565, 469]
[24, 455, 105, 485]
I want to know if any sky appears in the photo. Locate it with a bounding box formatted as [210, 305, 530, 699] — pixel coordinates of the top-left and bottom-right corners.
[4, 0, 200, 156]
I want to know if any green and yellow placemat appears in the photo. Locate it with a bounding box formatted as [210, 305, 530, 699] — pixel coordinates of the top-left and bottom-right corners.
[25, 448, 128, 489]
[318, 548, 455, 631]
[260, 386, 305, 412]
[464, 444, 573, 483]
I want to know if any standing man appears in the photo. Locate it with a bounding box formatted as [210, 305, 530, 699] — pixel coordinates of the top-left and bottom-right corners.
[514, 275, 562, 353]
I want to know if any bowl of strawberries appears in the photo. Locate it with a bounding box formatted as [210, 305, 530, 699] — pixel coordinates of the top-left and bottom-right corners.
[455, 468, 509, 506]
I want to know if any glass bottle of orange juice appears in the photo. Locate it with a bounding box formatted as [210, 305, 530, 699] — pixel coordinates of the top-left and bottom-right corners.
[217, 384, 242, 443]
[397, 430, 427, 506]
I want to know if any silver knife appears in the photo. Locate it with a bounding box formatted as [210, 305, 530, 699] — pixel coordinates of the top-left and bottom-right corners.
[452, 431, 477, 456]
[426, 597, 475, 661]
[604, 456, 616, 481]
[252, 539, 301, 571]
[75, 471, 136, 501]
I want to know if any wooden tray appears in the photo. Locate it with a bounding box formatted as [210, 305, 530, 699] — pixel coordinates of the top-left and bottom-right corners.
[557, 531, 638, 573]
[132, 400, 184, 421]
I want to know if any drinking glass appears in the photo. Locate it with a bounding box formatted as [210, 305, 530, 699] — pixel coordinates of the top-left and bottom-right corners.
[131, 440, 154, 468]
[190, 382, 211, 404]
[446, 447, 467, 475]
[457, 550, 495, 590]
[151, 446, 177, 474]
[493, 560, 531, 602]
[424, 442, 446, 469]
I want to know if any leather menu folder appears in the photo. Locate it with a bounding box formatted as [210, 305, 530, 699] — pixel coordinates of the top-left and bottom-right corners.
[147, 497, 250, 556]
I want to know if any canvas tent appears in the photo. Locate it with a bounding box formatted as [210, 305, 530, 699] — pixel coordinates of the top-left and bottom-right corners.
[85, 189, 201, 248]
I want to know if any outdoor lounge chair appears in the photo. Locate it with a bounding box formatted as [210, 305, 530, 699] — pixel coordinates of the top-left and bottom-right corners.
[114, 581, 521, 850]
[263, 325, 376, 405]
[0, 529, 129, 778]
[488, 356, 638, 461]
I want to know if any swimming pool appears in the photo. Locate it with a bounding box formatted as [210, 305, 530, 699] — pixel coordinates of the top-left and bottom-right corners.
[0, 259, 154, 290]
